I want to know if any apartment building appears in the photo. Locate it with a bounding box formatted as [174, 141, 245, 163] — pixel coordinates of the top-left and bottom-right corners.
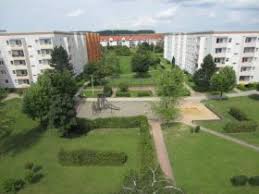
[85, 32, 102, 63]
[100, 34, 164, 48]
[164, 31, 259, 84]
[0, 31, 88, 88]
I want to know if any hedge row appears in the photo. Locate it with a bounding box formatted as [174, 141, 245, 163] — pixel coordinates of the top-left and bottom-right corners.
[231, 175, 259, 186]
[224, 121, 257, 133]
[82, 116, 155, 174]
[229, 107, 249, 121]
[58, 149, 127, 166]
[116, 91, 130, 97]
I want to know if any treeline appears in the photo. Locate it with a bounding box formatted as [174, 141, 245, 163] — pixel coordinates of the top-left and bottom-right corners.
[97, 30, 155, 35]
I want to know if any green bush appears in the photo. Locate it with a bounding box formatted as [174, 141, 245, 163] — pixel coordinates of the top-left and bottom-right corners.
[224, 121, 257, 133]
[136, 91, 152, 97]
[229, 107, 249, 121]
[248, 176, 259, 186]
[118, 83, 129, 92]
[195, 126, 200, 133]
[58, 149, 127, 166]
[32, 165, 42, 173]
[0, 87, 8, 100]
[116, 91, 130, 97]
[2, 178, 25, 193]
[257, 84, 259, 91]
[24, 162, 34, 170]
[230, 175, 248, 186]
[103, 85, 113, 97]
[237, 83, 258, 91]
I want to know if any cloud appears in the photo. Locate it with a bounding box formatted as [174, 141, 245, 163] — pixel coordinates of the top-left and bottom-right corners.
[132, 6, 178, 27]
[66, 9, 85, 17]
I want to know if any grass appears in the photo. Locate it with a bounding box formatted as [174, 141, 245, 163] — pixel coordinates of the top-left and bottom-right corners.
[197, 95, 259, 146]
[163, 123, 259, 194]
[115, 90, 153, 97]
[118, 56, 132, 74]
[0, 99, 141, 194]
[81, 89, 102, 98]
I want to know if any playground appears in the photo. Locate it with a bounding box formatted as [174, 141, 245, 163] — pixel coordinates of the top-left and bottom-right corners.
[77, 95, 219, 123]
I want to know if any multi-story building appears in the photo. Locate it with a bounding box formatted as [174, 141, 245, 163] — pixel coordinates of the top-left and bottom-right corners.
[164, 31, 259, 84]
[0, 31, 88, 88]
[100, 34, 164, 48]
[85, 32, 102, 63]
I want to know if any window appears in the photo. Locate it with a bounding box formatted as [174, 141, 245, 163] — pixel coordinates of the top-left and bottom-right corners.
[1, 70, 6, 74]
[5, 79, 8, 83]
[39, 60, 42, 64]
[12, 50, 24, 57]
[228, 38, 232, 43]
[37, 50, 41, 54]
[244, 47, 255, 53]
[245, 37, 256, 43]
[13, 70, 16, 74]
[216, 37, 228, 43]
[10, 61, 13, 64]
[214, 57, 225, 63]
[215, 48, 226, 53]
[242, 57, 253, 63]
[0, 60, 4, 65]
[6, 41, 9, 45]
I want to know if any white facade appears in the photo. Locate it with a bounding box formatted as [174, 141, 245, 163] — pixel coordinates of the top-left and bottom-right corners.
[164, 31, 259, 84]
[0, 31, 88, 88]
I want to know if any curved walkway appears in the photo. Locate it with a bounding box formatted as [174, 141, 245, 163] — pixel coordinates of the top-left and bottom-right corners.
[149, 120, 175, 183]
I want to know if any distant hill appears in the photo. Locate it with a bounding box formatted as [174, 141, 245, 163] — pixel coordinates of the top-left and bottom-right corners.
[97, 30, 155, 36]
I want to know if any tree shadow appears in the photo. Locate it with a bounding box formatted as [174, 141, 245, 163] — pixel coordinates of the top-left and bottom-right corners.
[248, 94, 259, 101]
[0, 125, 46, 157]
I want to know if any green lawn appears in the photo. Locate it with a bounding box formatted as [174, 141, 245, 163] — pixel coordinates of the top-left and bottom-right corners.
[163, 123, 259, 194]
[0, 99, 141, 194]
[81, 89, 103, 97]
[197, 95, 259, 146]
[118, 56, 132, 74]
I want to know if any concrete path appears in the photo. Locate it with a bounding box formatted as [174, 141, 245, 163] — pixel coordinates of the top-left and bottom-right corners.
[149, 120, 175, 183]
[2, 93, 21, 102]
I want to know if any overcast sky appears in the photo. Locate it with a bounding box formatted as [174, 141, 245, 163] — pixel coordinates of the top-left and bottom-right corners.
[1, 0, 259, 33]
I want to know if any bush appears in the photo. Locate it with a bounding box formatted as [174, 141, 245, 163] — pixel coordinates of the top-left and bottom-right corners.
[58, 149, 127, 166]
[248, 176, 259, 186]
[257, 84, 259, 91]
[237, 83, 258, 91]
[229, 107, 249, 121]
[24, 171, 43, 184]
[116, 91, 130, 97]
[118, 83, 128, 92]
[0, 87, 8, 100]
[32, 165, 42, 173]
[195, 126, 200, 133]
[24, 162, 34, 170]
[136, 91, 152, 97]
[103, 85, 113, 97]
[2, 178, 25, 193]
[230, 175, 248, 186]
[224, 121, 257, 133]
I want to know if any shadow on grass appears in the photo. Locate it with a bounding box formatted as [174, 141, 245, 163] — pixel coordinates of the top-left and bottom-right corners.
[0, 125, 46, 157]
[249, 94, 259, 101]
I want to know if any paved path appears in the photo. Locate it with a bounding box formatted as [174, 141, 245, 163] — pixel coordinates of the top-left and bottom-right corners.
[2, 93, 21, 102]
[149, 120, 175, 183]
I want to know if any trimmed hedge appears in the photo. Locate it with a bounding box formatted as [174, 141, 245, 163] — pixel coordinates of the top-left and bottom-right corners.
[224, 121, 257, 133]
[58, 149, 127, 166]
[116, 91, 130, 97]
[103, 85, 113, 97]
[229, 107, 249, 121]
[248, 176, 259, 186]
[230, 175, 248, 186]
[136, 91, 152, 97]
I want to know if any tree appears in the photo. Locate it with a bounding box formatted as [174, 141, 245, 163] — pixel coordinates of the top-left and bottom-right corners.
[50, 46, 72, 72]
[0, 102, 12, 138]
[104, 52, 120, 76]
[0, 87, 7, 100]
[153, 67, 184, 123]
[210, 66, 236, 98]
[23, 70, 78, 134]
[172, 56, 176, 66]
[193, 54, 217, 91]
[131, 52, 151, 76]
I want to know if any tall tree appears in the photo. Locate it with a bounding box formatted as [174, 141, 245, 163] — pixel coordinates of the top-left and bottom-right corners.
[193, 54, 217, 91]
[50, 46, 72, 72]
[153, 67, 184, 123]
[131, 52, 151, 76]
[22, 70, 77, 134]
[210, 66, 236, 98]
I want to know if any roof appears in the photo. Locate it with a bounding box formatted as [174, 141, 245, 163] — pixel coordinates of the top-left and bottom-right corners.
[165, 30, 259, 36]
[0, 31, 85, 36]
[100, 34, 164, 42]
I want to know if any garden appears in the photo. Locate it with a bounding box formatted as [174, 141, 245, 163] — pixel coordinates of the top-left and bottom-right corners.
[197, 95, 259, 146]
[0, 99, 156, 194]
[163, 123, 259, 194]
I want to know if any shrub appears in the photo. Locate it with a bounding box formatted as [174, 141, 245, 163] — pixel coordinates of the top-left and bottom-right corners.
[224, 121, 257, 133]
[194, 126, 200, 133]
[24, 162, 34, 170]
[103, 85, 113, 97]
[58, 149, 127, 166]
[32, 165, 42, 173]
[24, 171, 43, 184]
[136, 91, 152, 97]
[230, 175, 248, 186]
[118, 83, 129, 92]
[116, 91, 130, 97]
[257, 84, 259, 91]
[248, 176, 259, 186]
[0, 87, 8, 100]
[229, 107, 249, 121]
[2, 178, 25, 193]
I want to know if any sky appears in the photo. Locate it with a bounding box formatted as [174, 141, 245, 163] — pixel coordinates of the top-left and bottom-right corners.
[1, 0, 259, 33]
